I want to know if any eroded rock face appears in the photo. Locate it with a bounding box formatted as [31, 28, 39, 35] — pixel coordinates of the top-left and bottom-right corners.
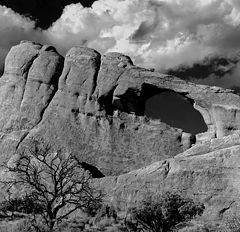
[97, 131, 240, 221]
[0, 41, 64, 132]
[1, 41, 240, 178]
[1, 41, 240, 221]
[15, 45, 185, 176]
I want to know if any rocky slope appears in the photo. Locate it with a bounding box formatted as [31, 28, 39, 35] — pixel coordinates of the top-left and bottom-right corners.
[1, 41, 240, 220]
[98, 131, 240, 221]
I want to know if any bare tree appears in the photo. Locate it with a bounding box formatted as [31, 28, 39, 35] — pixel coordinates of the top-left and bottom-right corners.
[0, 142, 103, 231]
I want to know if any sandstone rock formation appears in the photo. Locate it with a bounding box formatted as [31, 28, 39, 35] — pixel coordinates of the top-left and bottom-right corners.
[1, 41, 240, 221]
[98, 131, 240, 221]
[1, 41, 240, 172]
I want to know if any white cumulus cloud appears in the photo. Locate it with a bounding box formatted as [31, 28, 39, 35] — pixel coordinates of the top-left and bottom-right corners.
[45, 0, 240, 71]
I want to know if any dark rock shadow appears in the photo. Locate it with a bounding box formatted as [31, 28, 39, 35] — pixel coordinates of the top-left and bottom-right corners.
[80, 162, 105, 178]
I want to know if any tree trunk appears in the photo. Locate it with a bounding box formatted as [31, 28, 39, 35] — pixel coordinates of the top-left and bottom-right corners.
[49, 220, 55, 232]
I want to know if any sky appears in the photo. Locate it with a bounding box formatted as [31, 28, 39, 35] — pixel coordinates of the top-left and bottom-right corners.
[1, 0, 240, 89]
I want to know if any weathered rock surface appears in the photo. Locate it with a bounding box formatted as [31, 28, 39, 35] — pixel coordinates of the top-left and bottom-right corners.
[98, 131, 240, 221]
[1, 41, 240, 220]
[0, 41, 63, 132]
[1, 41, 240, 175]
[11, 44, 185, 175]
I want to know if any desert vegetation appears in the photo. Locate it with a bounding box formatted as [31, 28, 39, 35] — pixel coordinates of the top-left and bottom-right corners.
[124, 192, 205, 232]
[0, 141, 208, 232]
[0, 141, 103, 231]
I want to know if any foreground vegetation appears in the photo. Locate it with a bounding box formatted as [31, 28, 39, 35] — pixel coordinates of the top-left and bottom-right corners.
[0, 141, 102, 231]
[0, 140, 226, 231]
[125, 192, 204, 232]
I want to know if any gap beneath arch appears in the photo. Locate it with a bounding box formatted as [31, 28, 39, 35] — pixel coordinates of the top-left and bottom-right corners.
[144, 89, 208, 135]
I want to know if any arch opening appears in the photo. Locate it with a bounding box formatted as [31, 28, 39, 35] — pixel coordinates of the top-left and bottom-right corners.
[143, 87, 208, 135]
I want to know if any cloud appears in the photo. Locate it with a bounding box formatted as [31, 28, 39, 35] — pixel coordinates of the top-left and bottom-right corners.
[1, 0, 240, 90]
[189, 62, 240, 91]
[165, 53, 240, 91]
[0, 0, 97, 29]
[44, 3, 116, 54]
[44, 0, 240, 69]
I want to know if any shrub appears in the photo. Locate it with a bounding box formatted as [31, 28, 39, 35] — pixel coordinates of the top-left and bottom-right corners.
[126, 192, 205, 232]
[94, 204, 118, 223]
[0, 194, 44, 216]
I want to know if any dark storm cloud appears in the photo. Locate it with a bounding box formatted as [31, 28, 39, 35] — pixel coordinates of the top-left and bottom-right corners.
[165, 52, 240, 91]
[166, 54, 240, 80]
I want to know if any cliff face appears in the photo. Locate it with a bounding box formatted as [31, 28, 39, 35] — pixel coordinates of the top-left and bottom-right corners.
[2, 41, 240, 220]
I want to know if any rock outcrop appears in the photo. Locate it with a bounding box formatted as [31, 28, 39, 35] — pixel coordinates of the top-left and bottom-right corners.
[1, 41, 240, 174]
[97, 131, 240, 221]
[0, 41, 63, 132]
[1, 41, 240, 220]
